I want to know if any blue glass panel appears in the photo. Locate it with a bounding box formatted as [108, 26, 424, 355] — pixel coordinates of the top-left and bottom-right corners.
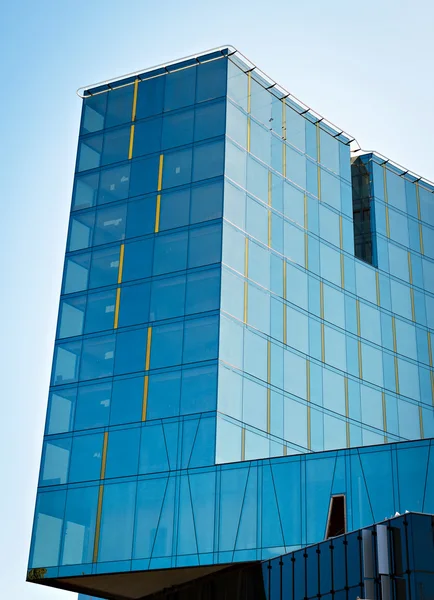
[81, 93, 106, 134]
[74, 381, 111, 431]
[189, 471, 215, 553]
[52, 340, 82, 386]
[180, 364, 217, 415]
[126, 196, 156, 239]
[98, 164, 130, 205]
[46, 388, 77, 435]
[194, 100, 225, 142]
[164, 67, 196, 111]
[133, 477, 167, 559]
[305, 455, 335, 543]
[151, 321, 183, 369]
[139, 423, 169, 474]
[129, 155, 159, 198]
[152, 477, 175, 558]
[105, 427, 140, 478]
[72, 172, 99, 211]
[185, 268, 220, 315]
[177, 476, 198, 555]
[114, 328, 146, 375]
[94, 204, 126, 246]
[110, 375, 143, 426]
[219, 467, 249, 551]
[133, 116, 162, 157]
[85, 290, 116, 334]
[147, 370, 181, 419]
[192, 139, 225, 182]
[68, 433, 103, 483]
[190, 178, 223, 224]
[30, 490, 66, 568]
[61, 486, 98, 566]
[262, 464, 284, 548]
[188, 223, 222, 268]
[153, 230, 188, 275]
[136, 76, 165, 120]
[68, 211, 95, 252]
[89, 246, 120, 289]
[162, 108, 194, 149]
[80, 335, 115, 381]
[40, 437, 71, 486]
[63, 253, 88, 295]
[359, 448, 394, 519]
[159, 187, 190, 231]
[183, 315, 219, 363]
[150, 275, 186, 321]
[123, 238, 154, 282]
[189, 416, 215, 467]
[101, 127, 130, 166]
[106, 85, 133, 128]
[119, 281, 150, 327]
[98, 481, 136, 562]
[58, 296, 86, 339]
[196, 58, 227, 102]
[77, 135, 102, 172]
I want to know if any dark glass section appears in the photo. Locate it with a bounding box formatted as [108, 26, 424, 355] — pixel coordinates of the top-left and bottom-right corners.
[326, 494, 346, 538]
[351, 156, 376, 266]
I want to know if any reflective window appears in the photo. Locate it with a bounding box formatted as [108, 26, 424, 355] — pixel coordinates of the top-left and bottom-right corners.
[94, 204, 126, 246]
[61, 486, 98, 566]
[58, 296, 86, 339]
[151, 321, 183, 369]
[190, 178, 223, 224]
[159, 187, 190, 231]
[188, 223, 222, 268]
[180, 364, 217, 415]
[163, 147, 192, 189]
[185, 268, 220, 315]
[52, 340, 82, 386]
[68, 433, 103, 483]
[129, 155, 159, 198]
[106, 85, 133, 128]
[183, 315, 219, 363]
[192, 139, 225, 182]
[101, 126, 130, 166]
[133, 116, 162, 157]
[30, 490, 66, 568]
[74, 381, 111, 431]
[72, 172, 99, 211]
[123, 238, 154, 282]
[46, 388, 77, 435]
[98, 481, 136, 562]
[153, 229, 188, 275]
[114, 328, 147, 375]
[110, 375, 143, 426]
[63, 253, 90, 294]
[89, 246, 120, 289]
[119, 281, 150, 327]
[85, 289, 116, 334]
[81, 93, 106, 135]
[162, 108, 194, 149]
[196, 58, 227, 102]
[105, 427, 140, 478]
[147, 370, 181, 419]
[150, 275, 186, 321]
[136, 76, 165, 120]
[98, 163, 130, 205]
[68, 211, 95, 252]
[164, 67, 196, 111]
[194, 100, 225, 142]
[126, 196, 156, 239]
[40, 437, 71, 486]
[77, 135, 102, 172]
[80, 335, 115, 381]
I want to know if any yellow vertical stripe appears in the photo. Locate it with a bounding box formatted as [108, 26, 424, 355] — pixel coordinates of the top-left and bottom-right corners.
[316, 123, 321, 200]
[428, 332, 433, 367]
[345, 377, 350, 447]
[340, 254, 345, 289]
[157, 154, 164, 191]
[382, 392, 387, 443]
[394, 356, 400, 395]
[145, 326, 152, 371]
[419, 223, 425, 255]
[241, 427, 246, 461]
[416, 181, 421, 220]
[321, 323, 325, 362]
[419, 406, 424, 439]
[339, 215, 343, 249]
[385, 206, 390, 238]
[319, 281, 324, 320]
[304, 233, 309, 270]
[304, 193, 308, 230]
[408, 252, 413, 284]
[92, 485, 104, 563]
[383, 165, 388, 203]
[247, 117, 251, 153]
[375, 271, 380, 306]
[410, 289, 416, 322]
[117, 244, 125, 284]
[356, 300, 361, 337]
[100, 431, 108, 479]
[128, 124, 135, 160]
[283, 445, 288, 456]
[392, 316, 397, 353]
[282, 101, 286, 140]
[113, 287, 121, 329]
[155, 195, 161, 233]
[131, 79, 139, 121]
[142, 375, 149, 421]
[282, 141, 286, 178]
[431, 371, 434, 407]
[358, 340, 363, 380]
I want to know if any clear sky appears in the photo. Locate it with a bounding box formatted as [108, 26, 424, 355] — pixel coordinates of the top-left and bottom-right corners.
[1, 1, 433, 598]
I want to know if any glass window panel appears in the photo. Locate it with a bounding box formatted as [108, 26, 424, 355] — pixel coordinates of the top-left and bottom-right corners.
[61, 486, 98, 566]
[185, 268, 220, 315]
[74, 381, 111, 431]
[133, 116, 162, 158]
[40, 437, 71, 486]
[227, 59, 247, 110]
[360, 384, 383, 430]
[250, 78, 271, 124]
[101, 126, 130, 166]
[123, 238, 154, 282]
[81, 93, 107, 134]
[243, 378, 267, 430]
[222, 222, 245, 273]
[114, 328, 146, 375]
[194, 99, 225, 142]
[147, 370, 181, 419]
[93, 204, 126, 246]
[98, 163, 131, 205]
[46, 388, 76, 435]
[80, 335, 115, 381]
[249, 240, 270, 289]
[319, 203, 339, 246]
[419, 186, 434, 227]
[164, 67, 196, 111]
[398, 399, 420, 438]
[110, 375, 143, 426]
[286, 262, 308, 309]
[63, 253, 90, 295]
[324, 325, 346, 370]
[106, 85, 133, 128]
[136, 76, 165, 120]
[180, 364, 217, 415]
[323, 368, 345, 414]
[319, 243, 341, 287]
[284, 221, 305, 267]
[398, 358, 420, 401]
[218, 365, 242, 421]
[286, 305, 308, 354]
[58, 296, 86, 339]
[192, 139, 225, 182]
[30, 490, 66, 568]
[389, 243, 409, 283]
[323, 284, 345, 329]
[321, 169, 341, 211]
[386, 169, 407, 212]
[85, 289, 116, 334]
[89, 246, 120, 289]
[219, 315, 244, 369]
[139, 423, 169, 475]
[361, 343, 383, 387]
[153, 229, 188, 275]
[395, 318, 417, 361]
[243, 328, 267, 381]
[247, 156, 268, 203]
[149, 275, 186, 321]
[320, 129, 340, 174]
[190, 178, 223, 224]
[151, 321, 183, 369]
[422, 257, 434, 294]
[389, 208, 409, 247]
[68, 211, 95, 252]
[250, 119, 271, 164]
[196, 58, 227, 102]
[188, 223, 222, 268]
[220, 267, 244, 321]
[77, 135, 102, 172]
[129, 155, 159, 198]
[162, 147, 192, 189]
[69, 433, 103, 483]
[284, 181, 304, 226]
[248, 284, 270, 335]
[390, 280, 412, 320]
[284, 397, 307, 448]
[105, 427, 140, 478]
[226, 100, 247, 148]
[162, 108, 194, 149]
[159, 187, 190, 231]
[126, 196, 156, 239]
[117, 281, 148, 328]
[52, 340, 82, 386]
[225, 139, 247, 188]
[183, 315, 219, 363]
[98, 481, 136, 562]
[284, 349, 306, 399]
[359, 301, 381, 346]
[72, 172, 99, 211]
[285, 105, 306, 152]
[286, 145, 306, 189]
[246, 197, 268, 245]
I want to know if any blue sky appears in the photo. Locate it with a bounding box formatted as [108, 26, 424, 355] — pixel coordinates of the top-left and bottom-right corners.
[1, 0, 433, 598]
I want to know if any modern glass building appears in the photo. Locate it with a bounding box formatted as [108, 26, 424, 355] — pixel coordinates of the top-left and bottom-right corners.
[28, 46, 434, 599]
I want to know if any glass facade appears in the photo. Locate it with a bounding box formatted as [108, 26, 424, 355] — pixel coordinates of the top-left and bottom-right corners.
[28, 47, 434, 599]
